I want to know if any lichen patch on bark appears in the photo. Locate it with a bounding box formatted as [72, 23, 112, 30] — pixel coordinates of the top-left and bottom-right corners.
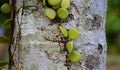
[85, 55, 100, 70]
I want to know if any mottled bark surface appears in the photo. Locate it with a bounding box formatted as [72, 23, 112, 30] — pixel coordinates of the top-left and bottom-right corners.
[9, 0, 107, 70]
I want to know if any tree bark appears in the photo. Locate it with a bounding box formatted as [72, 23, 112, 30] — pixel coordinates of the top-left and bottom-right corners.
[9, 0, 107, 70]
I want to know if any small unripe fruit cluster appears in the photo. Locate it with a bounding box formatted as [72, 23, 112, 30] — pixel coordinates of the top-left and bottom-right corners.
[0, 3, 11, 14]
[59, 26, 81, 63]
[43, 0, 70, 19]
[43, 0, 82, 66]
[59, 26, 80, 40]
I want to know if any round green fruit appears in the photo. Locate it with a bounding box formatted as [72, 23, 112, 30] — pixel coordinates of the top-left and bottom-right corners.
[52, 3, 61, 9]
[45, 8, 56, 19]
[61, 0, 70, 9]
[48, 0, 61, 6]
[57, 8, 68, 19]
[1, 3, 11, 14]
[68, 28, 79, 40]
[66, 41, 73, 53]
[68, 51, 81, 62]
[59, 26, 68, 37]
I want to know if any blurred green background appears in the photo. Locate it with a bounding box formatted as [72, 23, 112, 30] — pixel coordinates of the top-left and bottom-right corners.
[0, 0, 120, 70]
[107, 0, 120, 55]
[106, 0, 120, 70]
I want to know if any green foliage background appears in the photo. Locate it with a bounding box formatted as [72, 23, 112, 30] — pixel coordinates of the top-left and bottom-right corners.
[0, 0, 10, 37]
[106, 0, 120, 55]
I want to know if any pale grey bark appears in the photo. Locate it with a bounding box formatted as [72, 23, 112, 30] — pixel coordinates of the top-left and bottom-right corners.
[9, 0, 107, 70]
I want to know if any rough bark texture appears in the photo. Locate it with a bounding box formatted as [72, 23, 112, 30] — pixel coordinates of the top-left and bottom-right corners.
[9, 0, 107, 70]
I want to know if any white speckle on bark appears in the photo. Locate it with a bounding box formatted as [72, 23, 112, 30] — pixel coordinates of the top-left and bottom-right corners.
[21, 10, 38, 36]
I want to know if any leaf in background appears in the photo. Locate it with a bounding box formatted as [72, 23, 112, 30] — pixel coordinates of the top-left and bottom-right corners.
[106, 12, 120, 33]
[0, 61, 8, 67]
[0, 13, 8, 25]
[3, 19, 12, 25]
[0, 36, 8, 43]
[108, 0, 120, 7]
[115, 33, 120, 48]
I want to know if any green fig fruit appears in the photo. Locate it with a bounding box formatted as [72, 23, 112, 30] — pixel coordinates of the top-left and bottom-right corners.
[61, 0, 70, 9]
[66, 41, 73, 53]
[59, 26, 68, 37]
[45, 8, 56, 19]
[68, 51, 81, 62]
[57, 8, 68, 19]
[68, 28, 79, 40]
[52, 3, 61, 9]
[48, 0, 61, 6]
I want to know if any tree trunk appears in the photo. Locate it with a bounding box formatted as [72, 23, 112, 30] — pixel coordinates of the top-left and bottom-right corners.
[9, 0, 107, 70]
